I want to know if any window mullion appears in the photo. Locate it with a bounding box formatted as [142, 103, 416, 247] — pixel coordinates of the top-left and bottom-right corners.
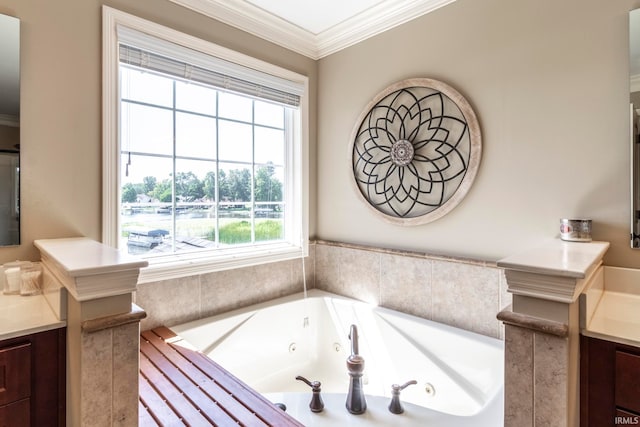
[214, 91, 220, 247]
[250, 100, 256, 245]
[284, 108, 294, 244]
[171, 80, 177, 253]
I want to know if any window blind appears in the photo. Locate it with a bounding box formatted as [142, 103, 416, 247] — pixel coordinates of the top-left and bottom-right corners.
[117, 26, 302, 107]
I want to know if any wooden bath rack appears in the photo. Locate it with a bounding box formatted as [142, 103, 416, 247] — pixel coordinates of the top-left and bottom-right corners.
[139, 327, 304, 426]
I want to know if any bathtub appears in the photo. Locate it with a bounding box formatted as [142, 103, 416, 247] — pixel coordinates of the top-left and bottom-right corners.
[171, 290, 504, 426]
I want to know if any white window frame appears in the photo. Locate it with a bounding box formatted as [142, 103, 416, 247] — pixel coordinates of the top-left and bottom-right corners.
[102, 6, 309, 284]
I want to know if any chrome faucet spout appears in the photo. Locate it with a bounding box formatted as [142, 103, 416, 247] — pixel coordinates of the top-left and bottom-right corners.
[349, 324, 359, 356]
[345, 324, 366, 414]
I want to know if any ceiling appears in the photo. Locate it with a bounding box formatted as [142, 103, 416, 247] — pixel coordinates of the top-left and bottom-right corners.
[168, 0, 457, 59]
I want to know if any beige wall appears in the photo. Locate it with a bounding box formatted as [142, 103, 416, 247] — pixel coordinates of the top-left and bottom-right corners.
[2, 0, 640, 268]
[0, 0, 317, 263]
[317, 0, 640, 268]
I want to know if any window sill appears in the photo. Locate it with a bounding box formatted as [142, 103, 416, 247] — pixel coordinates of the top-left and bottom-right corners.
[136, 242, 307, 284]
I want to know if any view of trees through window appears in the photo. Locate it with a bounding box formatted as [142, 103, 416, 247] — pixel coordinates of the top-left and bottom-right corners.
[121, 164, 282, 205]
[119, 65, 289, 255]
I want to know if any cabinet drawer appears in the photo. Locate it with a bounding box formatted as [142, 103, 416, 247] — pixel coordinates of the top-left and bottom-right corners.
[0, 343, 31, 406]
[0, 398, 30, 427]
[616, 350, 640, 413]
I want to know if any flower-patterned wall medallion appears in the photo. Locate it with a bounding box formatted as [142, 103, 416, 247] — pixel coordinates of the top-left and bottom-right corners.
[349, 78, 482, 226]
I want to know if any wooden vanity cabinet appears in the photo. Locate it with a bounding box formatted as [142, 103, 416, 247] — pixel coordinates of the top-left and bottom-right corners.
[0, 328, 65, 427]
[581, 335, 640, 426]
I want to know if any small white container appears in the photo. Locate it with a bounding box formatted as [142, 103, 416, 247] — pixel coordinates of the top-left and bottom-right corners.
[560, 219, 592, 242]
[4, 264, 22, 295]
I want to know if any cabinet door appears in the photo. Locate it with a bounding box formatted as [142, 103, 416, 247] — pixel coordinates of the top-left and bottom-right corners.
[581, 336, 616, 426]
[0, 343, 31, 406]
[616, 351, 640, 414]
[0, 398, 30, 427]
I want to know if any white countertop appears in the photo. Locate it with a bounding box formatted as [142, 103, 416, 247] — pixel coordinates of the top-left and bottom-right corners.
[497, 239, 610, 278]
[0, 293, 66, 341]
[34, 237, 148, 301]
[34, 237, 147, 277]
[585, 291, 640, 347]
[582, 266, 640, 347]
[498, 239, 610, 303]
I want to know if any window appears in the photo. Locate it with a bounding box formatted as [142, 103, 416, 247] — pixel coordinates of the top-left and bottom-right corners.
[103, 7, 309, 283]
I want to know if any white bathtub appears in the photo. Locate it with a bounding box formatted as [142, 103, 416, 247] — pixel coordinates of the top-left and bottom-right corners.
[171, 290, 504, 426]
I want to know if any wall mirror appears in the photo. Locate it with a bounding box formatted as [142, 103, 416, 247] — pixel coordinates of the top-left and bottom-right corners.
[0, 13, 20, 246]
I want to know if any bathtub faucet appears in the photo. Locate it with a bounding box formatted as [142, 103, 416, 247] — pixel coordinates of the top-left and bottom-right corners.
[346, 324, 367, 414]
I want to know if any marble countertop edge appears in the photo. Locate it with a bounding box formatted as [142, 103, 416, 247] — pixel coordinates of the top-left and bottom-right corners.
[0, 293, 66, 342]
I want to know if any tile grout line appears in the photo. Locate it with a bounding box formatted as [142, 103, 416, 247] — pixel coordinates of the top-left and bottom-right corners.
[532, 331, 536, 427]
[429, 259, 434, 320]
[110, 328, 115, 426]
[378, 251, 382, 306]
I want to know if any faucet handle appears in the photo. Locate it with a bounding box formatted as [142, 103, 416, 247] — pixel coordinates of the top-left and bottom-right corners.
[388, 380, 417, 414]
[296, 375, 321, 390]
[295, 376, 324, 412]
[393, 380, 418, 392]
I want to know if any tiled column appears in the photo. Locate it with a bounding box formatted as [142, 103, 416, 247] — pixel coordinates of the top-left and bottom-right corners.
[499, 309, 571, 426]
[497, 240, 609, 427]
[35, 238, 148, 427]
[69, 299, 146, 426]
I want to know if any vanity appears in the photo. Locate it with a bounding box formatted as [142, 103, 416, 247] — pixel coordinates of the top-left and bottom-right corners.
[0, 292, 66, 426]
[0, 236, 149, 427]
[580, 267, 640, 426]
[576, 7, 640, 426]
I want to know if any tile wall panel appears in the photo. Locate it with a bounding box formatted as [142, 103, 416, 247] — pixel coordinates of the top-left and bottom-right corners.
[80, 329, 113, 426]
[380, 253, 432, 318]
[136, 241, 506, 339]
[504, 325, 534, 427]
[137, 249, 315, 331]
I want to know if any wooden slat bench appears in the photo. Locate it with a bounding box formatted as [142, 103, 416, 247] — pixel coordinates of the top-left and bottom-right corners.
[139, 327, 305, 427]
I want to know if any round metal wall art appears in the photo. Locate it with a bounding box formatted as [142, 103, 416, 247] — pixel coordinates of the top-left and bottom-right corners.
[349, 78, 482, 226]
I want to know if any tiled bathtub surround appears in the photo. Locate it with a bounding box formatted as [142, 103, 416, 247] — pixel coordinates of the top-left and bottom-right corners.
[136, 240, 510, 339]
[136, 245, 315, 331]
[316, 240, 511, 339]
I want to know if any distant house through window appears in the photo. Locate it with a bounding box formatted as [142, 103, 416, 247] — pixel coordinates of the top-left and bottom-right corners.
[103, 7, 309, 282]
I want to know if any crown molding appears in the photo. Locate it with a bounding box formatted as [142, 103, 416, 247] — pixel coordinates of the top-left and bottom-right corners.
[168, 0, 318, 58]
[503, 269, 585, 303]
[315, 0, 456, 57]
[168, 0, 455, 60]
